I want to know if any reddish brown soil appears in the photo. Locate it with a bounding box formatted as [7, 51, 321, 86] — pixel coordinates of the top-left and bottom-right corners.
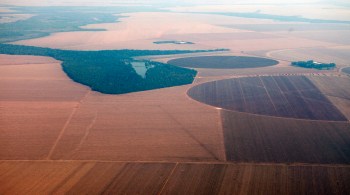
[0, 54, 225, 162]
[1, 161, 349, 195]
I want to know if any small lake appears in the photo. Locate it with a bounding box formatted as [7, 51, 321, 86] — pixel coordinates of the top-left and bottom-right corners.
[131, 61, 154, 78]
[131, 61, 153, 78]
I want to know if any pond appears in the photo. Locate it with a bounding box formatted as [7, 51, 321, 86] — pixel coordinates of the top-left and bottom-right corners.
[130, 61, 154, 78]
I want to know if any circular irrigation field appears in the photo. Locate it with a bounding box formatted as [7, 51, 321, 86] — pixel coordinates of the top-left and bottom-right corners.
[188, 75, 347, 121]
[342, 67, 350, 74]
[167, 56, 278, 69]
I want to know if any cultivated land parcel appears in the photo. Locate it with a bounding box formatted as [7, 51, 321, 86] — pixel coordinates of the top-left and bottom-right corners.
[1, 3, 350, 194]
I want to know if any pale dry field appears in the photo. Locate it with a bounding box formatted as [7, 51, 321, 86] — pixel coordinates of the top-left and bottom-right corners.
[12, 12, 338, 52]
[0, 54, 58, 65]
[49, 85, 225, 162]
[271, 30, 350, 45]
[0, 55, 89, 159]
[168, 4, 350, 21]
[12, 12, 248, 50]
[267, 46, 350, 67]
[0, 54, 225, 162]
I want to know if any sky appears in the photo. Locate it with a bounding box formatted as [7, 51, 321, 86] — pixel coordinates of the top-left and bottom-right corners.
[1, 0, 349, 6]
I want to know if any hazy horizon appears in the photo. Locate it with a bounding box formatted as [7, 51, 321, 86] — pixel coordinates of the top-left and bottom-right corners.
[1, 0, 350, 6]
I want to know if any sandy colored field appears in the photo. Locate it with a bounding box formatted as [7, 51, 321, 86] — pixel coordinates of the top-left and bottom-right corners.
[12, 12, 248, 50]
[11, 11, 338, 52]
[224, 23, 350, 32]
[267, 46, 350, 67]
[0, 55, 88, 101]
[271, 30, 350, 45]
[0, 55, 89, 159]
[50, 85, 225, 161]
[168, 4, 350, 21]
[0, 161, 349, 195]
[197, 36, 336, 53]
[0, 54, 59, 65]
[0, 54, 225, 161]
[2, 6, 350, 193]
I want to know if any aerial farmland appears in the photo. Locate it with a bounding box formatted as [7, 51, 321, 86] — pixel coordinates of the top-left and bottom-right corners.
[0, 1, 350, 194]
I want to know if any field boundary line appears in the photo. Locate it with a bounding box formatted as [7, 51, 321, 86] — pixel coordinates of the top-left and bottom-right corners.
[71, 113, 98, 156]
[1, 160, 350, 168]
[46, 105, 79, 160]
[237, 78, 247, 109]
[259, 76, 278, 114]
[287, 76, 347, 121]
[46, 90, 91, 160]
[158, 105, 220, 161]
[218, 110, 227, 161]
[157, 162, 178, 195]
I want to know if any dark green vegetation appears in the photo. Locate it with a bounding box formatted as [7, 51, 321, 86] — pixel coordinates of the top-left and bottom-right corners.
[0, 6, 160, 43]
[188, 76, 347, 121]
[168, 56, 278, 69]
[342, 67, 350, 74]
[0, 44, 228, 94]
[153, 41, 194, 45]
[291, 60, 336, 70]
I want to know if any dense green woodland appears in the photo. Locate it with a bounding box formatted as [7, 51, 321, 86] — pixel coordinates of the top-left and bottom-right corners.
[291, 60, 336, 70]
[0, 44, 226, 94]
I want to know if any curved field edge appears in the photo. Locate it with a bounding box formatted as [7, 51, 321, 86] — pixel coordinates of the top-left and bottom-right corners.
[187, 75, 347, 121]
[342, 67, 350, 74]
[0, 44, 227, 94]
[167, 56, 279, 69]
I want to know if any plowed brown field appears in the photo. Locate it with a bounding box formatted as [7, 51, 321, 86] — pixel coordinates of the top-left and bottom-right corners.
[1, 161, 349, 195]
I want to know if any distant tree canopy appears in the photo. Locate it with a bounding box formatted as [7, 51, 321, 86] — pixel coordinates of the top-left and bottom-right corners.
[0, 6, 161, 43]
[0, 44, 227, 94]
[291, 60, 336, 70]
